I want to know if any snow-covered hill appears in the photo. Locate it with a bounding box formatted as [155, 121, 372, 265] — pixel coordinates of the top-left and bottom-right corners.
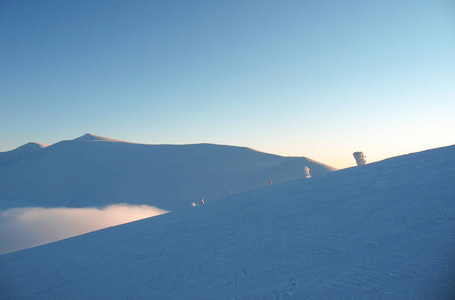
[1, 144, 454, 299]
[0, 142, 49, 168]
[0, 134, 335, 210]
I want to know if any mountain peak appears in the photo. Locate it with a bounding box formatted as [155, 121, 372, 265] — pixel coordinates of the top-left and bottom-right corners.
[17, 142, 49, 150]
[73, 134, 124, 142]
[0, 142, 49, 168]
[2, 142, 49, 154]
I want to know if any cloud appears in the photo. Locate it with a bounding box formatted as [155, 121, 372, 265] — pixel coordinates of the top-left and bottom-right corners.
[0, 204, 168, 255]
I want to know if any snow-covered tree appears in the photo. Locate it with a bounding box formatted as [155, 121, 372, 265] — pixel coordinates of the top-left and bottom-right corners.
[304, 166, 311, 178]
[353, 151, 366, 166]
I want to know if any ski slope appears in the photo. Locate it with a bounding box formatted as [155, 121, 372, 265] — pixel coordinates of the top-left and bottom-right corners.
[0, 134, 335, 210]
[1, 145, 454, 299]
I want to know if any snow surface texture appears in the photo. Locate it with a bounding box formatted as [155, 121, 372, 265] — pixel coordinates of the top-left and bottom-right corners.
[1, 145, 454, 299]
[0, 134, 335, 211]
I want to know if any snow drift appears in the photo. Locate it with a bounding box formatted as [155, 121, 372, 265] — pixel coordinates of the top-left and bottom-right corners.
[1, 144, 454, 299]
[0, 134, 335, 211]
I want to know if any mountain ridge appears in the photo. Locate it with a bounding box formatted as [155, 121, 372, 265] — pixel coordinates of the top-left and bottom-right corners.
[0, 134, 335, 210]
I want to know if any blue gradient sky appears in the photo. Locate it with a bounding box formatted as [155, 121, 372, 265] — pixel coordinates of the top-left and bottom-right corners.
[1, 0, 454, 168]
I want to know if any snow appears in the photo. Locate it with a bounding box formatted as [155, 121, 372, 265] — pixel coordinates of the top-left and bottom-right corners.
[0, 142, 48, 168]
[0, 134, 335, 211]
[1, 144, 454, 299]
[71, 133, 126, 142]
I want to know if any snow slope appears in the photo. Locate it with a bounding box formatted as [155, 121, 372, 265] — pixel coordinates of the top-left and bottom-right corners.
[0, 134, 335, 210]
[1, 145, 454, 299]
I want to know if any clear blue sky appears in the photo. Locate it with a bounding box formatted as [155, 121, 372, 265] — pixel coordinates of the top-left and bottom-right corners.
[1, 0, 454, 168]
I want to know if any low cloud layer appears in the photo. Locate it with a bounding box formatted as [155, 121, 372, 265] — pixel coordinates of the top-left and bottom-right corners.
[0, 204, 168, 255]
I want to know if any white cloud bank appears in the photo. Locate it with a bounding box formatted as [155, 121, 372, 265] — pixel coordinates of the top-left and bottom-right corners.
[0, 204, 168, 255]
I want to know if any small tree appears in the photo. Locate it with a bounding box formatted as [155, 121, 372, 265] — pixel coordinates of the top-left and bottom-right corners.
[304, 166, 311, 178]
[353, 151, 366, 166]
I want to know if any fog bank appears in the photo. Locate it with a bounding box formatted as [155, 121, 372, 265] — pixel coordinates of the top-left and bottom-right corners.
[0, 204, 168, 254]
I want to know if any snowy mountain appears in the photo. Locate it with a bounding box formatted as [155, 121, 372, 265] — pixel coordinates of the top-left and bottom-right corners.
[0, 142, 49, 168]
[1, 144, 454, 299]
[0, 134, 335, 210]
